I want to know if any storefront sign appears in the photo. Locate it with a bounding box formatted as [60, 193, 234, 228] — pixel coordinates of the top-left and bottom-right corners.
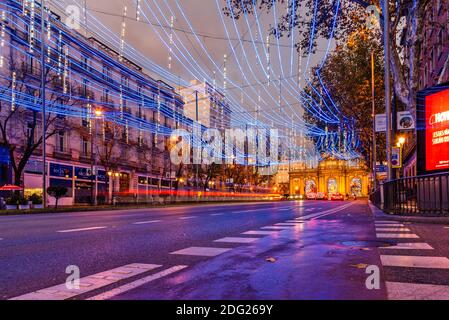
[75, 167, 93, 180]
[49, 163, 73, 178]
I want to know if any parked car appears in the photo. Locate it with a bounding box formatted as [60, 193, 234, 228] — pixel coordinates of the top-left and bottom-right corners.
[330, 193, 344, 201]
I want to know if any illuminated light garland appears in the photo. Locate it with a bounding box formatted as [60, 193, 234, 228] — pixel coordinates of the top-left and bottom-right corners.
[63, 45, 69, 94]
[57, 30, 62, 77]
[11, 70, 16, 111]
[223, 53, 227, 93]
[46, 6, 51, 63]
[119, 5, 127, 62]
[168, 15, 173, 70]
[28, 0, 35, 53]
[136, 0, 141, 21]
[0, 9, 6, 68]
[266, 34, 270, 86]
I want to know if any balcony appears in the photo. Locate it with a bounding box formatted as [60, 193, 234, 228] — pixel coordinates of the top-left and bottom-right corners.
[53, 149, 72, 161]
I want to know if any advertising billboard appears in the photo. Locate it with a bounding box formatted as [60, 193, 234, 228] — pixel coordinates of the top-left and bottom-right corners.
[418, 85, 449, 175]
[425, 89, 449, 172]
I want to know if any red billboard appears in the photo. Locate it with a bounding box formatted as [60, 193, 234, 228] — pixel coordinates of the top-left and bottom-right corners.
[425, 88, 449, 172]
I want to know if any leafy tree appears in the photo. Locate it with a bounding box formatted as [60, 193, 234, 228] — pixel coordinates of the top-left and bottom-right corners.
[305, 29, 386, 164]
[224, 0, 442, 120]
[47, 186, 68, 209]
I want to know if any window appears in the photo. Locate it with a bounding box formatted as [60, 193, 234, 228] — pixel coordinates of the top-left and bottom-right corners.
[102, 65, 111, 82]
[81, 138, 90, 156]
[56, 130, 66, 153]
[80, 55, 89, 70]
[26, 122, 35, 144]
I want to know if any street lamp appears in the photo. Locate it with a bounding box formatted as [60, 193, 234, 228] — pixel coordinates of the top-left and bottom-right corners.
[90, 109, 103, 206]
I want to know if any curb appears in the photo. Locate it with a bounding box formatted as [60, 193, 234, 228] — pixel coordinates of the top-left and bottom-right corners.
[368, 202, 449, 225]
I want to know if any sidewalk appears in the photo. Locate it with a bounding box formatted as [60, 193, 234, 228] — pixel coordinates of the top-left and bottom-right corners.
[369, 202, 449, 225]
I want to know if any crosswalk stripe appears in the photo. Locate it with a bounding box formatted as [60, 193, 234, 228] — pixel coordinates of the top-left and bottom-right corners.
[214, 237, 260, 244]
[210, 213, 224, 216]
[275, 223, 302, 226]
[10, 263, 161, 300]
[261, 226, 295, 230]
[87, 266, 188, 300]
[170, 246, 231, 257]
[381, 243, 434, 250]
[377, 233, 419, 239]
[386, 282, 449, 300]
[242, 230, 280, 236]
[376, 228, 411, 232]
[132, 220, 161, 225]
[376, 221, 402, 224]
[381, 255, 449, 269]
[179, 216, 197, 220]
[375, 224, 405, 228]
[57, 226, 107, 233]
[285, 220, 305, 224]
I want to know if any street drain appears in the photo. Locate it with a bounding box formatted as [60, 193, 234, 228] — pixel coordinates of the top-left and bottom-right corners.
[341, 240, 396, 248]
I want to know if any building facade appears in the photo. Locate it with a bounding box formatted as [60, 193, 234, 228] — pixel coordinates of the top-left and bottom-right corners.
[289, 157, 370, 197]
[0, 0, 192, 205]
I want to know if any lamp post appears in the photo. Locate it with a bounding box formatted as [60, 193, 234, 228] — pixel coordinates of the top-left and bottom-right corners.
[40, 0, 47, 208]
[90, 109, 102, 206]
[382, 0, 393, 181]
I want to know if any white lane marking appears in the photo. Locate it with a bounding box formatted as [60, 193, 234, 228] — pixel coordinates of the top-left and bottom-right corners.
[242, 230, 280, 236]
[179, 216, 197, 220]
[10, 264, 161, 300]
[57, 226, 107, 233]
[381, 243, 434, 250]
[132, 220, 161, 225]
[285, 220, 305, 224]
[386, 282, 449, 300]
[292, 203, 354, 221]
[87, 265, 188, 300]
[170, 247, 231, 257]
[381, 255, 449, 269]
[210, 213, 224, 216]
[214, 237, 259, 244]
[375, 223, 404, 227]
[275, 223, 302, 226]
[377, 233, 419, 239]
[278, 208, 291, 212]
[376, 228, 411, 232]
[232, 209, 261, 213]
[376, 221, 402, 224]
[261, 226, 295, 230]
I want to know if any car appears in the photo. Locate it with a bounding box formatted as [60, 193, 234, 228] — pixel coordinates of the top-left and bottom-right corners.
[316, 192, 326, 200]
[330, 193, 344, 201]
[306, 192, 317, 200]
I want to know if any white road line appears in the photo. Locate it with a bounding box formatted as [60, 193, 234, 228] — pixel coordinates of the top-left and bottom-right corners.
[10, 263, 161, 300]
[57, 226, 107, 233]
[375, 223, 404, 227]
[261, 226, 295, 230]
[376, 221, 402, 224]
[275, 223, 301, 226]
[179, 216, 197, 220]
[214, 237, 259, 244]
[232, 209, 261, 213]
[381, 243, 434, 250]
[386, 282, 449, 300]
[377, 233, 419, 239]
[376, 228, 411, 232]
[242, 230, 280, 236]
[87, 265, 188, 300]
[170, 246, 231, 257]
[381, 255, 449, 269]
[132, 220, 161, 225]
[210, 213, 224, 216]
[278, 208, 291, 212]
[285, 220, 305, 224]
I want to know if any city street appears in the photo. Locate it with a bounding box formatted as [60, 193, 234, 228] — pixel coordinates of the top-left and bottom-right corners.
[1, 200, 447, 300]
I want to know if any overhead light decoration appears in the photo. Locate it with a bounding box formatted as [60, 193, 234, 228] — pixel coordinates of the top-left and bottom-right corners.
[63, 45, 69, 94]
[136, 0, 141, 21]
[119, 6, 127, 62]
[11, 71, 16, 111]
[0, 10, 6, 68]
[223, 54, 227, 93]
[28, 0, 35, 53]
[266, 34, 270, 86]
[168, 15, 174, 70]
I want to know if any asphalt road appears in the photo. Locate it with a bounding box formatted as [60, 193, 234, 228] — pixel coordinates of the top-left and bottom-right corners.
[3, 200, 448, 300]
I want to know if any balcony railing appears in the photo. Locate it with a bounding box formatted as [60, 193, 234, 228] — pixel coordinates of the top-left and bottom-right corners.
[370, 172, 449, 216]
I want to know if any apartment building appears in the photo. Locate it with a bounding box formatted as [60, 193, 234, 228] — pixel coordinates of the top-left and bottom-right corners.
[0, 0, 190, 205]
